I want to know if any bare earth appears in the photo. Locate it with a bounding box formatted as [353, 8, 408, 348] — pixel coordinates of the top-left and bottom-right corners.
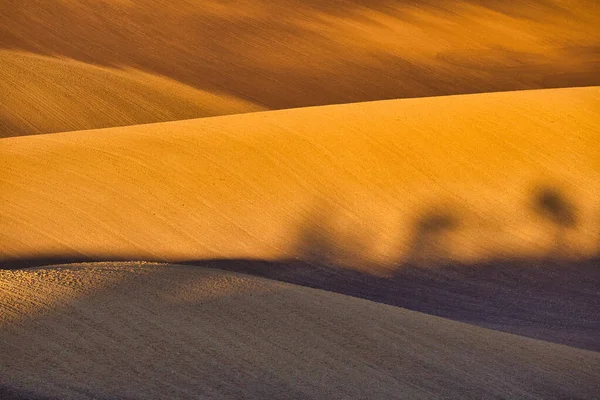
[1, 87, 598, 268]
[0, 50, 265, 137]
[1, 262, 598, 400]
[0, 0, 599, 132]
[1, 1, 599, 398]
[174, 258, 600, 352]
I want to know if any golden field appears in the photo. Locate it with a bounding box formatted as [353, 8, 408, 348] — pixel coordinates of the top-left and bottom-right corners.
[0, 50, 264, 137]
[1, 87, 598, 268]
[1, 1, 599, 399]
[0, 0, 598, 134]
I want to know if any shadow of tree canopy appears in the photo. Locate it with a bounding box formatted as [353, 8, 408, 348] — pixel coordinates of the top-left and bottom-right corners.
[404, 208, 460, 268]
[531, 185, 578, 257]
[1, 182, 598, 351]
[292, 203, 338, 267]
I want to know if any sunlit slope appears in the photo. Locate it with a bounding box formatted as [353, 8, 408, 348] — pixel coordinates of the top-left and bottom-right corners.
[1, 263, 598, 400]
[0, 51, 265, 137]
[0, 0, 598, 109]
[1, 87, 599, 268]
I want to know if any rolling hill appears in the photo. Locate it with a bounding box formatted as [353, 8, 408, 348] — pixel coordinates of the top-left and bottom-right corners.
[0, 50, 265, 137]
[1, 262, 598, 399]
[167, 258, 600, 352]
[1, 87, 599, 268]
[2, 2, 599, 399]
[1, 0, 598, 110]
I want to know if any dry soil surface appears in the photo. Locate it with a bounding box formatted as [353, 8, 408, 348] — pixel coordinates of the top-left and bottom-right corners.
[1, 87, 599, 268]
[0, 50, 265, 137]
[1, 262, 599, 399]
[1, 0, 598, 115]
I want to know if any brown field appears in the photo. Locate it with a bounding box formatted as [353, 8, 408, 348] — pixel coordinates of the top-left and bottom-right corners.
[1, 262, 598, 399]
[0, 50, 264, 137]
[1, 0, 599, 135]
[1, 1, 599, 399]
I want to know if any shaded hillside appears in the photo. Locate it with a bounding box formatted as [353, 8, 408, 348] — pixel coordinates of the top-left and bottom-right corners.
[1, 263, 598, 399]
[0, 51, 264, 137]
[1, 0, 598, 110]
[1, 256, 598, 351]
[189, 257, 600, 352]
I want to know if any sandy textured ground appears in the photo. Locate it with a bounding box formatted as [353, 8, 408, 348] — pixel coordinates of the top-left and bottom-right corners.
[170, 258, 600, 352]
[0, 50, 265, 137]
[0, 262, 598, 400]
[0, 0, 598, 113]
[1, 87, 599, 268]
[1, 2, 598, 399]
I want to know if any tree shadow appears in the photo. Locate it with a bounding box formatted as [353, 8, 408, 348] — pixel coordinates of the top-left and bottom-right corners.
[2, 184, 598, 352]
[531, 185, 578, 258]
[292, 202, 339, 267]
[403, 208, 460, 268]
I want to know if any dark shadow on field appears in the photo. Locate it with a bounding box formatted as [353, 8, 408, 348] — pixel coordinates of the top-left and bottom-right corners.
[4, 258, 599, 399]
[404, 208, 460, 268]
[2, 185, 598, 350]
[531, 185, 578, 258]
[1, 255, 599, 351]
[179, 189, 597, 350]
[181, 257, 600, 352]
[293, 203, 338, 267]
[0, 263, 316, 400]
[0, 385, 57, 400]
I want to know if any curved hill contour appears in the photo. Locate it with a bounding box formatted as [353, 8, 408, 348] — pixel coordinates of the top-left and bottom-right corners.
[1, 87, 598, 268]
[0, 50, 265, 137]
[0, 262, 598, 399]
[0, 0, 598, 110]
